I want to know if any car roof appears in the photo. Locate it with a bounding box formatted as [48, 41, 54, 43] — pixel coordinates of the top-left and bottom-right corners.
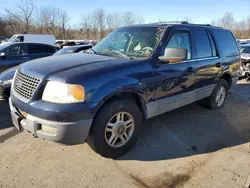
[124, 22, 226, 30]
[8, 42, 55, 46]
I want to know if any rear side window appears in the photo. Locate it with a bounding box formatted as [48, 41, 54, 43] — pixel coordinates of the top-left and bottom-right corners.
[193, 30, 212, 58]
[212, 30, 239, 57]
[28, 45, 56, 54]
[42, 46, 56, 53]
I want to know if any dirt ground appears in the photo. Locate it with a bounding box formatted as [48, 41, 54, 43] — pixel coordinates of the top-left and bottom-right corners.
[0, 80, 250, 188]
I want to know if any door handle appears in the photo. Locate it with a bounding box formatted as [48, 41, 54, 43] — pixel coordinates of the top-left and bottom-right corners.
[22, 57, 30, 59]
[185, 67, 194, 73]
[216, 62, 222, 67]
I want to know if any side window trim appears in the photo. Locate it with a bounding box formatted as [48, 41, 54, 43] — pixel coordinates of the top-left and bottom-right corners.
[206, 30, 219, 57]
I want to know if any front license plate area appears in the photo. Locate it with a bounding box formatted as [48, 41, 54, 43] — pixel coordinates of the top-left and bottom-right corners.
[11, 112, 22, 131]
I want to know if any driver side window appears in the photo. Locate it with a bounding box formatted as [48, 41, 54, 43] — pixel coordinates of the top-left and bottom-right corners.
[5, 45, 28, 56]
[164, 31, 192, 60]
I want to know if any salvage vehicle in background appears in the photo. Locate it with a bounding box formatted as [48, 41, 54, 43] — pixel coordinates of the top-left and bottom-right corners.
[239, 44, 250, 79]
[9, 22, 240, 158]
[0, 42, 57, 73]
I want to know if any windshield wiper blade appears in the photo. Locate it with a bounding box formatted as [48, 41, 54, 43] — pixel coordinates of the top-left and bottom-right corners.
[89, 48, 97, 54]
[106, 47, 133, 60]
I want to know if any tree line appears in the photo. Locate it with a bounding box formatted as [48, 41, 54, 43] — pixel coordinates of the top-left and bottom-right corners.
[0, 0, 250, 40]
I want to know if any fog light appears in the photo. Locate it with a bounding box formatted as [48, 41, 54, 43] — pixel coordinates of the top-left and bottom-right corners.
[41, 125, 57, 134]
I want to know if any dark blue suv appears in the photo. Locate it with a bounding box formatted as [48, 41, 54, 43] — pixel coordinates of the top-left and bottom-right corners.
[0, 42, 57, 72]
[9, 22, 240, 158]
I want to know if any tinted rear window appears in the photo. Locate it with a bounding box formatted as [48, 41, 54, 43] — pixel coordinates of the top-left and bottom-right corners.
[28, 45, 56, 54]
[193, 30, 212, 58]
[212, 30, 239, 57]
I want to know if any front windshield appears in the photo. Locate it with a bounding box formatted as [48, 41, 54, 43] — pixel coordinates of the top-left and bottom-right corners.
[54, 47, 76, 55]
[92, 26, 165, 58]
[8, 35, 17, 42]
[240, 46, 250, 54]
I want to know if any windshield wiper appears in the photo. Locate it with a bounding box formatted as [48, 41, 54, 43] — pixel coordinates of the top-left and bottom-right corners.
[106, 47, 133, 60]
[89, 48, 97, 54]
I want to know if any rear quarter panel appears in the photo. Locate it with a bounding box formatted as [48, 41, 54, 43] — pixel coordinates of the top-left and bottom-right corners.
[211, 29, 240, 81]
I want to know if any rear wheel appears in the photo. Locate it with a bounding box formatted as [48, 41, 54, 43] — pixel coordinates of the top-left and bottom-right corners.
[87, 99, 142, 158]
[199, 79, 228, 110]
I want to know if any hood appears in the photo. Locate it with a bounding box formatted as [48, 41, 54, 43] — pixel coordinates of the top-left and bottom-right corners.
[19, 53, 131, 81]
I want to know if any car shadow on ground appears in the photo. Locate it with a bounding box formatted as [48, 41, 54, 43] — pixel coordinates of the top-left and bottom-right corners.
[0, 101, 12, 130]
[118, 95, 249, 161]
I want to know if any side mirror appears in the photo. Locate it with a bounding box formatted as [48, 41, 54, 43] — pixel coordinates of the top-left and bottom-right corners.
[159, 47, 187, 63]
[0, 52, 6, 58]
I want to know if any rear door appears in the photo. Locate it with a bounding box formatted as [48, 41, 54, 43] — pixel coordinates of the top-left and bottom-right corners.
[0, 44, 28, 72]
[191, 29, 222, 100]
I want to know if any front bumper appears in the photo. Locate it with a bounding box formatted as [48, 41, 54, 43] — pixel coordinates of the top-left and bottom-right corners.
[9, 98, 93, 144]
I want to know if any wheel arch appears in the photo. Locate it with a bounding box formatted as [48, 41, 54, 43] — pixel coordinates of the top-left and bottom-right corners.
[220, 72, 232, 88]
[93, 91, 148, 121]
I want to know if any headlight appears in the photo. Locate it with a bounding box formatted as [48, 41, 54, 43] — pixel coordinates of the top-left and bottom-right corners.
[42, 81, 85, 103]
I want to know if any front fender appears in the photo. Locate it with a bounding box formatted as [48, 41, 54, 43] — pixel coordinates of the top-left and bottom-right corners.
[87, 77, 151, 105]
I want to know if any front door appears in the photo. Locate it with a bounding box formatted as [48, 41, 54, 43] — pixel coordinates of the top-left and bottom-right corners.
[148, 29, 197, 118]
[0, 44, 29, 72]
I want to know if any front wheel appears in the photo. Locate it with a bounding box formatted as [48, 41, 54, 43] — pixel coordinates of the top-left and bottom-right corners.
[87, 99, 142, 158]
[199, 79, 228, 110]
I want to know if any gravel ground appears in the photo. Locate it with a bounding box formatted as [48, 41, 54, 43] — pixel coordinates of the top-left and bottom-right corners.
[0, 81, 250, 188]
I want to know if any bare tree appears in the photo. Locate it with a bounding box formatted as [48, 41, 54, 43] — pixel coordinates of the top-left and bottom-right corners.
[122, 12, 144, 26]
[5, 0, 36, 33]
[96, 9, 106, 39]
[35, 9, 45, 34]
[247, 17, 250, 38]
[219, 12, 235, 30]
[106, 13, 121, 32]
[82, 11, 99, 39]
[59, 10, 69, 39]
[40, 7, 60, 35]
[183, 16, 193, 23]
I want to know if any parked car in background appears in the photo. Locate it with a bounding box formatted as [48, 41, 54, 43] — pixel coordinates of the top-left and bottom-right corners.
[1, 34, 56, 46]
[0, 42, 57, 73]
[9, 22, 240, 158]
[0, 66, 16, 99]
[55, 41, 66, 48]
[0, 37, 7, 44]
[54, 44, 93, 55]
[0, 44, 92, 99]
[239, 44, 250, 79]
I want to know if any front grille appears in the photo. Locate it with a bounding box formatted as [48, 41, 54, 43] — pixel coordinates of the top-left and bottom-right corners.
[13, 71, 40, 99]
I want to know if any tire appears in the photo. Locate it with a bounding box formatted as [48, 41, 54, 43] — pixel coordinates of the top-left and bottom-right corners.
[199, 79, 228, 110]
[87, 99, 142, 158]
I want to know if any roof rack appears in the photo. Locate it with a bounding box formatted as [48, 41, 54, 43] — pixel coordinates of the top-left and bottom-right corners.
[153, 21, 189, 24]
[153, 21, 212, 27]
